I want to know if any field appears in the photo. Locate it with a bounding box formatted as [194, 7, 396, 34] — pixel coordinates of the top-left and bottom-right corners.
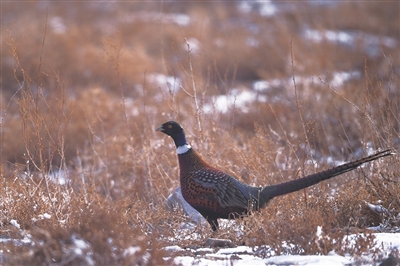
[1, 2, 399, 265]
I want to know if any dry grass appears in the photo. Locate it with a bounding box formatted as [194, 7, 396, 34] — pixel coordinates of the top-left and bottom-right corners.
[1, 2, 399, 265]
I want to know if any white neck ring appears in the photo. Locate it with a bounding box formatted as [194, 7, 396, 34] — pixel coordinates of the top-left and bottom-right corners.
[176, 144, 191, 154]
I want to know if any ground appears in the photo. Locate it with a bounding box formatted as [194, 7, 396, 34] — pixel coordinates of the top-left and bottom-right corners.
[1, 1, 399, 265]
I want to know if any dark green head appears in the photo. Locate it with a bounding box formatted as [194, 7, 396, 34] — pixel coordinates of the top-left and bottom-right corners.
[156, 121, 188, 149]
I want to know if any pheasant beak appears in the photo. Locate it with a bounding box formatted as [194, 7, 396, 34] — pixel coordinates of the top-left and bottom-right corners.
[155, 125, 164, 132]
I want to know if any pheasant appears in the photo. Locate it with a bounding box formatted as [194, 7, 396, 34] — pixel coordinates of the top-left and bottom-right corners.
[156, 121, 393, 231]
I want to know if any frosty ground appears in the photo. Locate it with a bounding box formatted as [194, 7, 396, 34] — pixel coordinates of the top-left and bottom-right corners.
[3, 225, 398, 265]
[167, 233, 400, 265]
[1, 1, 399, 265]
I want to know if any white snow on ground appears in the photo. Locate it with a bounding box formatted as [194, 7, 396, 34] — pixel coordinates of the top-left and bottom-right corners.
[374, 233, 400, 250]
[203, 89, 267, 114]
[238, 1, 278, 17]
[303, 29, 397, 56]
[264, 254, 351, 266]
[253, 71, 360, 93]
[9, 219, 20, 229]
[1, 217, 399, 265]
[137, 70, 361, 117]
[201, 70, 360, 114]
[303, 29, 397, 48]
[123, 246, 141, 257]
[49, 16, 67, 34]
[169, 232, 399, 265]
[122, 12, 190, 26]
[183, 37, 201, 54]
[147, 73, 181, 94]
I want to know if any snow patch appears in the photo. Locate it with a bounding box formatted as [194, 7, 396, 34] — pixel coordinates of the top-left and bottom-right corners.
[264, 254, 351, 266]
[238, 1, 277, 17]
[203, 89, 266, 114]
[147, 73, 181, 94]
[123, 246, 141, 257]
[71, 235, 94, 265]
[303, 29, 397, 56]
[163, 245, 183, 252]
[10, 219, 20, 229]
[123, 12, 190, 26]
[50, 17, 67, 34]
[184, 37, 201, 54]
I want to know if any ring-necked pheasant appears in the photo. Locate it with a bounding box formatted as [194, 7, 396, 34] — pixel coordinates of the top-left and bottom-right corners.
[156, 121, 394, 231]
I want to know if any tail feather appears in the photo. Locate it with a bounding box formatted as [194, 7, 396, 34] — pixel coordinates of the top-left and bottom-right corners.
[258, 149, 394, 208]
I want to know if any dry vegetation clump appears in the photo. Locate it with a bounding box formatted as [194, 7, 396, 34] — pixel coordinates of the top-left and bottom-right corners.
[1, 2, 399, 264]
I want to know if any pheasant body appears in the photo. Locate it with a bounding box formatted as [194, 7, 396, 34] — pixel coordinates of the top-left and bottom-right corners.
[156, 121, 394, 231]
[176, 143, 261, 230]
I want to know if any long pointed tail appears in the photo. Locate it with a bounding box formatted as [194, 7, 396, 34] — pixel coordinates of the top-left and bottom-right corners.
[258, 149, 394, 208]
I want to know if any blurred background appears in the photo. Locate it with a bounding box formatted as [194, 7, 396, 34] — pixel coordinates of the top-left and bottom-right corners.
[1, 1, 399, 168]
[1, 3, 399, 263]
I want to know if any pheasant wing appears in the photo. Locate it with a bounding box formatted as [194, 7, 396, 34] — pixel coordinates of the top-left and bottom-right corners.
[192, 169, 252, 209]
